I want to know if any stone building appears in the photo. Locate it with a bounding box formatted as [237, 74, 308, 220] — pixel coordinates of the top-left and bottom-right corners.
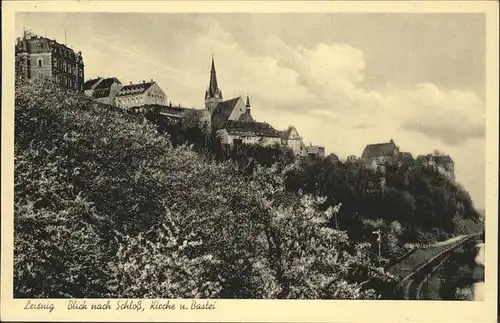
[15, 29, 84, 91]
[83, 77, 122, 106]
[116, 80, 168, 110]
[279, 125, 307, 157]
[216, 120, 282, 148]
[306, 144, 326, 159]
[361, 139, 416, 170]
[361, 139, 400, 164]
[416, 154, 455, 181]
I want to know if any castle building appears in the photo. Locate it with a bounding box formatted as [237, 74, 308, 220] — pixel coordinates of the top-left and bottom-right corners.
[15, 29, 84, 91]
[83, 77, 122, 106]
[361, 139, 400, 164]
[116, 80, 167, 110]
[416, 154, 455, 181]
[279, 126, 307, 157]
[306, 143, 326, 159]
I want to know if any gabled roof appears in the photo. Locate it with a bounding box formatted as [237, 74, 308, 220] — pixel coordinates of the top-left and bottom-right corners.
[210, 97, 241, 130]
[237, 111, 255, 122]
[278, 125, 299, 141]
[225, 120, 280, 138]
[83, 78, 102, 91]
[278, 130, 289, 142]
[117, 82, 154, 97]
[94, 77, 121, 90]
[84, 77, 121, 92]
[362, 141, 398, 159]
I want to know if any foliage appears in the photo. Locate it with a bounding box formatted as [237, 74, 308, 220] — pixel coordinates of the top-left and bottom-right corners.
[14, 79, 389, 298]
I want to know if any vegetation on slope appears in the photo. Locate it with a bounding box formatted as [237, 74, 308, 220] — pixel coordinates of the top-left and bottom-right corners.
[14, 79, 391, 299]
[148, 106, 483, 265]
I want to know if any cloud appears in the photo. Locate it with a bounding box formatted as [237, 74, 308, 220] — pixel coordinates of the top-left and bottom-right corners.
[21, 14, 483, 208]
[390, 83, 485, 145]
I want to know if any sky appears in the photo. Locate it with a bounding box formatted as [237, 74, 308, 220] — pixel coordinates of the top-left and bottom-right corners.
[15, 12, 486, 209]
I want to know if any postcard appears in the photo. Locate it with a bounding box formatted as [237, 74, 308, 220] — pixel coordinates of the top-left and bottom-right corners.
[1, 1, 498, 322]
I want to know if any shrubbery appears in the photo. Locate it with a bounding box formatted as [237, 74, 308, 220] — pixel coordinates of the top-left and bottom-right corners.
[14, 79, 390, 298]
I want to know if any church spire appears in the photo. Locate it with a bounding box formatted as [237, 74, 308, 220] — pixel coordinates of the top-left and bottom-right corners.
[206, 55, 222, 99]
[246, 93, 251, 108]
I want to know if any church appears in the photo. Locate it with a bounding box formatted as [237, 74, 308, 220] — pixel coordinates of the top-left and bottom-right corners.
[202, 57, 283, 148]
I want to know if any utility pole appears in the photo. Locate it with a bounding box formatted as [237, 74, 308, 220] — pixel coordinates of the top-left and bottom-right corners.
[373, 229, 382, 266]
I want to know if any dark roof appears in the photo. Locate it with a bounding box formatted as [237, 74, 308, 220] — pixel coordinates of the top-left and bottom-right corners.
[278, 125, 298, 141]
[237, 111, 255, 122]
[83, 78, 101, 91]
[362, 141, 398, 159]
[94, 77, 121, 90]
[84, 77, 121, 91]
[117, 82, 154, 97]
[278, 130, 289, 142]
[416, 154, 454, 164]
[225, 120, 280, 137]
[92, 88, 111, 99]
[210, 97, 241, 130]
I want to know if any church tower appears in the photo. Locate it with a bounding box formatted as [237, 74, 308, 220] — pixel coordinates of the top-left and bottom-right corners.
[205, 56, 223, 115]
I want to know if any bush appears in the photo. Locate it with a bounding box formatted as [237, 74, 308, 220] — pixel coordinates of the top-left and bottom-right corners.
[14, 79, 390, 298]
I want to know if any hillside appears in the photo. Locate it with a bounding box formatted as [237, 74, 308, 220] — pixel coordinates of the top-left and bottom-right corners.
[13, 79, 390, 299]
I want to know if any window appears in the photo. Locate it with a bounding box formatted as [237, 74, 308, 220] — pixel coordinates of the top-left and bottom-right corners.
[37, 58, 43, 67]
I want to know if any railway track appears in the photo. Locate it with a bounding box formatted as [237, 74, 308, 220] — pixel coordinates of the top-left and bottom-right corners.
[394, 232, 483, 300]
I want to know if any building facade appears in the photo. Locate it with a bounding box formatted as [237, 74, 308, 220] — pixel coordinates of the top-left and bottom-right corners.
[116, 80, 168, 110]
[83, 77, 123, 106]
[279, 125, 307, 157]
[306, 144, 326, 158]
[216, 120, 282, 147]
[15, 30, 84, 91]
[416, 154, 455, 181]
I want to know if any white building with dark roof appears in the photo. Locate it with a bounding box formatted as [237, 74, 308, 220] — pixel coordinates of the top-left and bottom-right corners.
[278, 125, 307, 157]
[116, 80, 167, 110]
[83, 77, 122, 106]
[216, 120, 282, 147]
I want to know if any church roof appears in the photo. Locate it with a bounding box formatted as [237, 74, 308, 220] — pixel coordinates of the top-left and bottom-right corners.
[210, 97, 241, 130]
[237, 111, 255, 122]
[361, 141, 398, 159]
[225, 120, 280, 137]
[117, 82, 154, 97]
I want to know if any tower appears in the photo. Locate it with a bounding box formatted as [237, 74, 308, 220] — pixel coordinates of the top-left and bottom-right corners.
[205, 56, 223, 114]
[245, 93, 251, 112]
